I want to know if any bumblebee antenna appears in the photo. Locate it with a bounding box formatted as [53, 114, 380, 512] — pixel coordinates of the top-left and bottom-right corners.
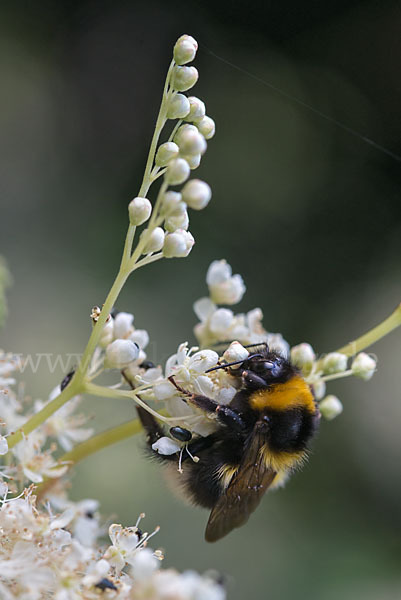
[242, 342, 268, 351]
[206, 354, 262, 373]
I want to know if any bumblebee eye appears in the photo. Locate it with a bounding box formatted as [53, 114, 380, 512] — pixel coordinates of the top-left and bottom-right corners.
[270, 360, 283, 377]
[252, 360, 273, 374]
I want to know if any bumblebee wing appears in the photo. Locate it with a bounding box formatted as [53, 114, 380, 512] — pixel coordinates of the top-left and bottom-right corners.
[205, 424, 276, 542]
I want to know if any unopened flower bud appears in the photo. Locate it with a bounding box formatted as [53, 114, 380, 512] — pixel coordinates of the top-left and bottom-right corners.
[351, 352, 376, 380]
[185, 153, 201, 170]
[312, 380, 326, 400]
[182, 179, 211, 210]
[171, 66, 198, 92]
[178, 128, 207, 156]
[106, 339, 139, 368]
[114, 312, 134, 338]
[174, 124, 198, 144]
[173, 34, 198, 65]
[99, 317, 114, 348]
[291, 343, 316, 369]
[197, 115, 215, 140]
[166, 93, 190, 119]
[164, 211, 189, 232]
[223, 341, 249, 367]
[129, 329, 150, 349]
[155, 142, 179, 167]
[319, 395, 343, 420]
[152, 436, 181, 455]
[162, 191, 183, 214]
[185, 96, 206, 122]
[141, 227, 165, 253]
[322, 352, 348, 375]
[163, 229, 194, 258]
[128, 197, 152, 226]
[165, 158, 190, 185]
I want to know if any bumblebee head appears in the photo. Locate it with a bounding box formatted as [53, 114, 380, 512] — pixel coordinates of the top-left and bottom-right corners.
[240, 351, 295, 384]
[206, 345, 297, 385]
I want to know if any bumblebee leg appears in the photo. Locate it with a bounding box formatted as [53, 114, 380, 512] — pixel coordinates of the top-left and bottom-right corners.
[188, 394, 246, 432]
[241, 370, 267, 390]
[168, 375, 246, 431]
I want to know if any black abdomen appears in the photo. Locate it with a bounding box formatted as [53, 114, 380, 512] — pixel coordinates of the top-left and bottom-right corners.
[268, 408, 319, 453]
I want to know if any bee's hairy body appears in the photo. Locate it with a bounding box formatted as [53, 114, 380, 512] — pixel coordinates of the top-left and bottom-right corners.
[136, 347, 320, 541]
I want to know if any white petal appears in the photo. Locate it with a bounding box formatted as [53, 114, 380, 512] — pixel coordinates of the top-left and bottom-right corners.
[114, 312, 134, 339]
[129, 548, 159, 579]
[129, 329, 150, 349]
[153, 380, 176, 401]
[0, 480, 8, 497]
[152, 437, 181, 455]
[50, 507, 75, 530]
[188, 350, 218, 373]
[193, 297, 216, 322]
[216, 386, 237, 405]
[23, 468, 43, 483]
[0, 435, 8, 455]
[117, 528, 140, 554]
[106, 339, 139, 368]
[140, 367, 163, 383]
[209, 309, 234, 334]
[194, 375, 215, 397]
[206, 259, 231, 285]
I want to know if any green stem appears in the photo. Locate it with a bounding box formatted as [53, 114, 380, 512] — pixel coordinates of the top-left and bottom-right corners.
[35, 418, 143, 500]
[6, 383, 78, 450]
[314, 302, 401, 373]
[5, 60, 177, 452]
[138, 59, 174, 197]
[335, 303, 401, 356]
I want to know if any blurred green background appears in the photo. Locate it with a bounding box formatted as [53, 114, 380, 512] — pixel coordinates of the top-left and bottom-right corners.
[1, 1, 401, 598]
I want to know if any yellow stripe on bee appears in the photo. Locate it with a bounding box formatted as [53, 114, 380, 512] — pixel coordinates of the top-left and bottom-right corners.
[259, 444, 307, 473]
[216, 464, 238, 490]
[249, 376, 315, 414]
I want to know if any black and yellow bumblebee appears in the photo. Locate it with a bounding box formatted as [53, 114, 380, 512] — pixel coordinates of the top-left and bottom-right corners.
[135, 344, 320, 542]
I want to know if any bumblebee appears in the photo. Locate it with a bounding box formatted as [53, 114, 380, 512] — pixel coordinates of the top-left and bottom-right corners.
[135, 345, 320, 542]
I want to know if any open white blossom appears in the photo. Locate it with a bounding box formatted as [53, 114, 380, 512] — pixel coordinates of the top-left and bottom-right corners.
[35, 391, 93, 452]
[206, 259, 246, 305]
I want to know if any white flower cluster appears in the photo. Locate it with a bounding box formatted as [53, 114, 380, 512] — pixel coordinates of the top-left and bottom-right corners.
[0, 490, 224, 599]
[291, 345, 377, 420]
[0, 357, 225, 599]
[128, 35, 215, 260]
[0, 357, 93, 487]
[97, 310, 150, 370]
[193, 259, 289, 355]
[127, 260, 378, 460]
